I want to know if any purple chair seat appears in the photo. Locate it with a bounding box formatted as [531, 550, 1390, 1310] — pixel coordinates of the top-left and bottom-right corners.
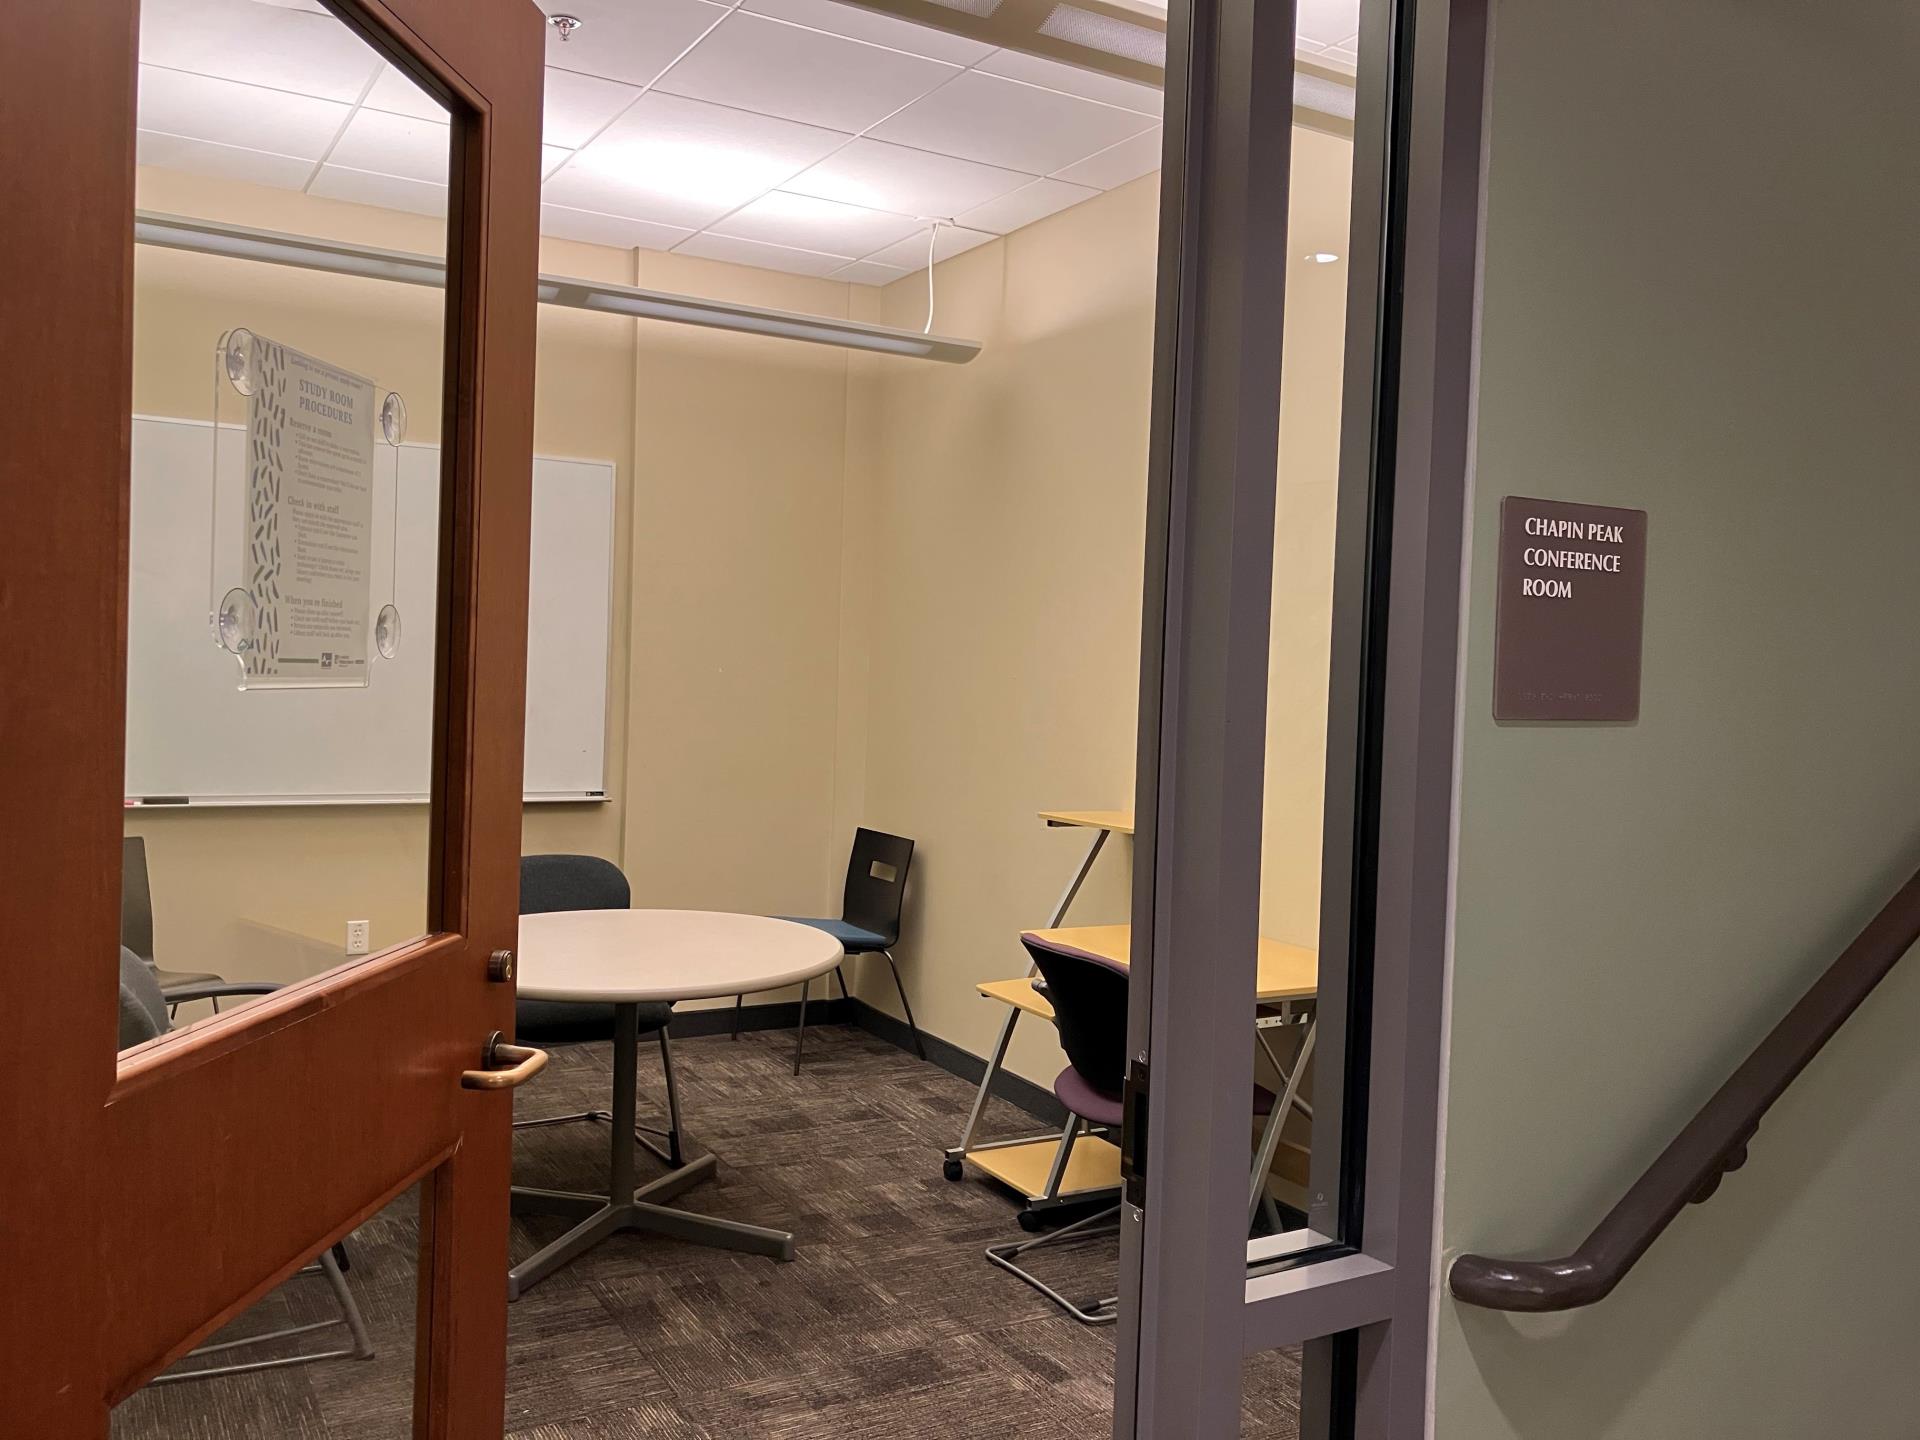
[1054, 1066, 1124, 1127]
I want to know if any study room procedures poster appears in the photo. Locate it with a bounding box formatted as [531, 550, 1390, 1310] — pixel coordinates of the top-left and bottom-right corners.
[243, 336, 376, 687]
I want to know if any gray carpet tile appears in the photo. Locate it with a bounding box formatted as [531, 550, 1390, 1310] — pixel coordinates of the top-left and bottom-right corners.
[114, 1024, 1302, 1437]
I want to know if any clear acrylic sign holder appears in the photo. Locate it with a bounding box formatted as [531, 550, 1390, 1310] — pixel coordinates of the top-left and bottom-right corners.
[208, 327, 408, 690]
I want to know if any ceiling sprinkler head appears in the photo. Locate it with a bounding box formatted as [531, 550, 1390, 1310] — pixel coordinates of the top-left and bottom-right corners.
[547, 13, 583, 41]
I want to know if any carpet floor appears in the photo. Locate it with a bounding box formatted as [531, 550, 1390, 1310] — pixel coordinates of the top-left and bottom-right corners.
[113, 1023, 1301, 1437]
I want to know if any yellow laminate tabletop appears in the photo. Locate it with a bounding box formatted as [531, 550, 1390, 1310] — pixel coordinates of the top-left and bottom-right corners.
[1021, 923, 1317, 1003]
[1038, 809, 1135, 835]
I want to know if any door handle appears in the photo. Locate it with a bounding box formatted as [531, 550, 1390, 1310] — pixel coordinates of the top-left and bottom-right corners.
[460, 1031, 549, 1091]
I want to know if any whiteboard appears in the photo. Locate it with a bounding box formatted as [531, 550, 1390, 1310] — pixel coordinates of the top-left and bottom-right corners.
[125, 416, 613, 806]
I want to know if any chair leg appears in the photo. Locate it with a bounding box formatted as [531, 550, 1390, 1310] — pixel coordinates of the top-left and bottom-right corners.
[883, 950, 928, 1061]
[656, 1027, 685, 1167]
[793, 976, 810, 1075]
[833, 964, 849, 1000]
[732, 993, 743, 1040]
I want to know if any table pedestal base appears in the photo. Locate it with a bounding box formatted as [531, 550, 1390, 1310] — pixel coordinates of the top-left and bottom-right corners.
[507, 1001, 797, 1301]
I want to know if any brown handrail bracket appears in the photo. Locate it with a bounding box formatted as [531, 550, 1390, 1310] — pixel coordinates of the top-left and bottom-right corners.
[1450, 861, 1920, 1313]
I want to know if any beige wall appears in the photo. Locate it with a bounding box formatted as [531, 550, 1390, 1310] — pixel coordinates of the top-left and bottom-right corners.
[128, 169, 840, 1009]
[127, 126, 1353, 1056]
[1435, 2, 1920, 1434]
[839, 128, 1354, 1086]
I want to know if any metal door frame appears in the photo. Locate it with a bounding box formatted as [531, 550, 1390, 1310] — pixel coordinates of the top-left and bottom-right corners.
[1116, 0, 1491, 1432]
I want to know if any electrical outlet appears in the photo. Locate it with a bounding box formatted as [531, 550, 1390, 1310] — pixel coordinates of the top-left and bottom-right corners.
[346, 919, 370, 955]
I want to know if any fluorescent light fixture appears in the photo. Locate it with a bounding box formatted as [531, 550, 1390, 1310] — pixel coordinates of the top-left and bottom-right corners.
[1307, 251, 1341, 264]
[133, 210, 980, 363]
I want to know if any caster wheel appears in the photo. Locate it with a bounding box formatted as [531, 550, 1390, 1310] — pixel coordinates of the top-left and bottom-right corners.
[942, 1157, 965, 1182]
[1017, 1209, 1046, 1233]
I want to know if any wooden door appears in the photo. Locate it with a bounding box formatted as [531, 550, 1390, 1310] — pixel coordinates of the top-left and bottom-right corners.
[0, 0, 544, 1433]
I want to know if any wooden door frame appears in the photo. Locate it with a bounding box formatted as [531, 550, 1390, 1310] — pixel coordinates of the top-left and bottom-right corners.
[0, 0, 543, 1433]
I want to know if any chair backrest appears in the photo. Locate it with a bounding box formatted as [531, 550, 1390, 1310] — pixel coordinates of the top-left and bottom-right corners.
[519, 853, 630, 915]
[1021, 933, 1129, 1099]
[118, 945, 171, 1050]
[122, 835, 155, 964]
[841, 828, 914, 945]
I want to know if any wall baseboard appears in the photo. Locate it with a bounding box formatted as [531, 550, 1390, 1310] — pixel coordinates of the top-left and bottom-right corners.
[682, 993, 1063, 1128]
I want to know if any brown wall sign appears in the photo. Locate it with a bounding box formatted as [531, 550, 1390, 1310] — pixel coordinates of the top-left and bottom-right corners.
[1493, 496, 1648, 721]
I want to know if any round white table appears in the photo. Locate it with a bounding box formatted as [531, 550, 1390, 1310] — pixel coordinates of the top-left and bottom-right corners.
[509, 909, 843, 1298]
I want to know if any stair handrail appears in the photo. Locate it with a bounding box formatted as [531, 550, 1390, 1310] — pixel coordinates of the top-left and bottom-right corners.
[1449, 861, 1920, 1312]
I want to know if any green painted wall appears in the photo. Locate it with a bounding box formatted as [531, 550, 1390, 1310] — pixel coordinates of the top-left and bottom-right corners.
[1435, 1, 1920, 1435]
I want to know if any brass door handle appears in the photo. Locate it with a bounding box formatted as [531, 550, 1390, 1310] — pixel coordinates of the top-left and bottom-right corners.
[460, 1031, 549, 1091]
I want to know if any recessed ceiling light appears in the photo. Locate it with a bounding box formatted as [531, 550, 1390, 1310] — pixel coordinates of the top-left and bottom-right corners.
[1307, 251, 1341, 264]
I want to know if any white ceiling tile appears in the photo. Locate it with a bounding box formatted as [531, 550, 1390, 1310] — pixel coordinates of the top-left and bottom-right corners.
[543, 0, 730, 87]
[540, 203, 692, 251]
[831, 259, 911, 287]
[868, 70, 1155, 176]
[1321, 40, 1359, 71]
[1052, 124, 1161, 188]
[741, 0, 996, 65]
[308, 164, 448, 219]
[712, 191, 923, 258]
[655, 12, 958, 134]
[136, 129, 313, 191]
[543, 145, 573, 179]
[138, 64, 350, 161]
[139, 0, 381, 102]
[674, 232, 851, 278]
[542, 68, 642, 150]
[973, 49, 1161, 117]
[784, 138, 1031, 220]
[955, 176, 1099, 234]
[326, 106, 451, 184]
[860, 222, 995, 269]
[544, 92, 847, 230]
[362, 64, 447, 121]
[1295, 0, 1362, 49]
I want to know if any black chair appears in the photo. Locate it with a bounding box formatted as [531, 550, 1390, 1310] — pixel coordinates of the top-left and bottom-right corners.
[737, 828, 923, 1074]
[117, 949, 375, 1380]
[984, 932, 1130, 1325]
[985, 932, 1282, 1325]
[513, 854, 684, 1169]
[122, 836, 225, 1013]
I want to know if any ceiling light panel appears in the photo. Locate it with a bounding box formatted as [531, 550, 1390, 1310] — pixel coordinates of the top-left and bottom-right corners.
[783, 137, 1033, 219]
[140, 0, 381, 102]
[742, 0, 996, 64]
[1037, 6, 1167, 64]
[654, 13, 960, 134]
[861, 222, 996, 269]
[540, 203, 695, 252]
[868, 70, 1155, 176]
[713, 191, 924, 257]
[137, 64, 350, 160]
[674, 232, 852, 278]
[326, 107, 451, 184]
[1052, 124, 1161, 188]
[542, 0, 732, 88]
[1295, 0, 1362, 49]
[542, 68, 644, 149]
[136, 129, 313, 191]
[955, 176, 1098, 234]
[973, 47, 1161, 116]
[308, 165, 448, 219]
[543, 91, 847, 230]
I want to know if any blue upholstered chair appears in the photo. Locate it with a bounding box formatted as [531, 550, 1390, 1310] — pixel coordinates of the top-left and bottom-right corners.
[513, 854, 684, 1169]
[735, 828, 923, 1074]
